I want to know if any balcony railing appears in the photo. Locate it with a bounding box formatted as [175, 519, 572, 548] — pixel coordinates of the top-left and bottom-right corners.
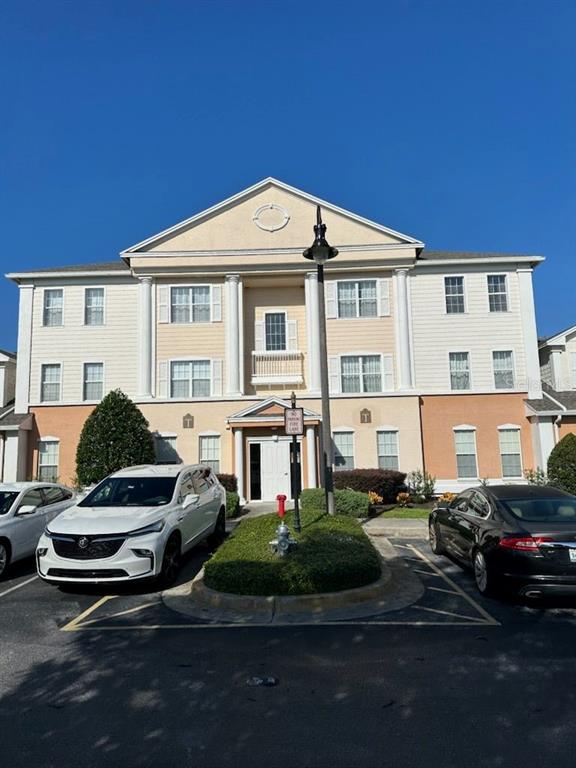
[251, 350, 304, 385]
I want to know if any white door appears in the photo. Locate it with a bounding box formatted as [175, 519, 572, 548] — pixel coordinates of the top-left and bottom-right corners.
[260, 441, 291, 501]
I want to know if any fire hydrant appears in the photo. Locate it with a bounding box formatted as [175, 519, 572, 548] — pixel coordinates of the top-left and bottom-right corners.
[269, 494, 297, 556]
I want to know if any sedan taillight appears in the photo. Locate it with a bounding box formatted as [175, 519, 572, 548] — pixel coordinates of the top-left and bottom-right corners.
[499, 536, 553, 551]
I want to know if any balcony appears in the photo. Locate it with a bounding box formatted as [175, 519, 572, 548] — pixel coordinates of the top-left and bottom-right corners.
[251, 350, 304, 386]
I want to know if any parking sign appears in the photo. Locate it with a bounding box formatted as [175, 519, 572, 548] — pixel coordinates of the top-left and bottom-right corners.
[284, 407, 304, 435]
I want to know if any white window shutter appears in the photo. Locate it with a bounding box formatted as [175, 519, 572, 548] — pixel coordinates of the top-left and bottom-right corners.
[288, 319, 298, 351]
[382, 355, 394, 391]
[212, 359, 223, 396]
[158, 361, 168, 398]
[158, 286, 169, 323]
[211, 285, 222, 322]
[377, 279, 390, 316]
[325, 282, 337, 318]
[255, 320, 265, 351]
[328, 356, 341, 394]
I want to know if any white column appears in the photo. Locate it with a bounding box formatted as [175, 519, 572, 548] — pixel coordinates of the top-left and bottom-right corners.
[306, 425, 317, 488]
[305, 271, 321, 394]
[234, 428, 245, 503]
[138, 277, 153, 398]
[550, 348, 564, 391]
[394, 269, 413, 390]
[0, 434, 4, 482]
[226, 275, 241, 396]
[517, 268, 542, 399]
[15, 285, 34, 414]
[532, 417, 556, 469]
[3, 433, 19, 482]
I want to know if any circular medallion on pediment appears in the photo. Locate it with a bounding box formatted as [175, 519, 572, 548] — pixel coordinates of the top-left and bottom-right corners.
[252, 203, 290, 232]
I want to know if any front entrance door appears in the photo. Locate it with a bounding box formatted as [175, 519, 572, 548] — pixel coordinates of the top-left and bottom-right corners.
[260, 440, 291, 500]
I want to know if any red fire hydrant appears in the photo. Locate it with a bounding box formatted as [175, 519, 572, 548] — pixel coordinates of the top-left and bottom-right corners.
[276, 494, 287, 519]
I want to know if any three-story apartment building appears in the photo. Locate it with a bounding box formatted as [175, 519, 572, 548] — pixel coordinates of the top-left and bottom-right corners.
[3, 178, 544, 498]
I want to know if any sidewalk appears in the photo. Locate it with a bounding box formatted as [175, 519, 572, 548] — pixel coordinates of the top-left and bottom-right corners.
[363, 517, 428, 539]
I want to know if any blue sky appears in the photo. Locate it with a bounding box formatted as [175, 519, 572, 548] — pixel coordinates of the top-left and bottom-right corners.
[1, 0, 574, 351]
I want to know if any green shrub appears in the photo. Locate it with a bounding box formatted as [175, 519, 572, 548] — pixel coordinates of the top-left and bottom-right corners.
[300, 488, 371, 518]
[333, 469, 406, 502]
[406, 470, 436, 502]
[204, 508, 381, 596]
[548, 434, 576, 494]
[225, 491, 241, 519]
[75, 389, 155, 486]
[217, 474, 238, 492]
[525, 467, 549, 486]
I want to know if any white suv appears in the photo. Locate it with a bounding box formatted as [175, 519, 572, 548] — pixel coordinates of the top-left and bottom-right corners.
[37, 464, 226, 586]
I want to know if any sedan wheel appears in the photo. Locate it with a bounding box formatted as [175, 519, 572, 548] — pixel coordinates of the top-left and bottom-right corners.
[473, 549, 495, 597]
[429, 522, 445, 555]
[0, 542, 8, 579]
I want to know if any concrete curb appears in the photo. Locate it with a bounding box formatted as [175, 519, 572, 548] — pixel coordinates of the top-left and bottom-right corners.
[363, 518, 429, 539]
[162, 534, 424, 625]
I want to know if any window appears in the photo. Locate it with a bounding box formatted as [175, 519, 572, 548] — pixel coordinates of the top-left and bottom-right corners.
[85, 288, 104, 325]
[199, 435, 220, 472]
[337, 280, 377, 318]
[19, 488, 44, 509]
[444, 277, 465, 314]
[40, 364, 61, 402]
[449, 352, 471, 390]
[487, 275, 508, 312]
[341, 355, 382, 393]
[83, 363, 104, 401]
[265, 313, 286, 351]
[333, 432, 354, 470]
[493, 351, 514, 389]
[155, 435, 180, 464]
[171, 286, 210, 323]
[454, 430, 478, 479]
[170, 360, 211, 398]
[43, 290, 63, 327]
[42, 486, 66, 505]
[499, 428, 522, 478]
[467, 491, 490, 519]
[38, 441, 59, 482]
[377, 431, 399, 470]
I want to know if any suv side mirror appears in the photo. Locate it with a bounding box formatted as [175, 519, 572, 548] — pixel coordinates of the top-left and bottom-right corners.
[434, 505, 449, 513]
[183, 493, 200, 508]
[17, 504, 37, 516]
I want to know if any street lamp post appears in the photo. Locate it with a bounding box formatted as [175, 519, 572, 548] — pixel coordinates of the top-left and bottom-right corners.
[304, 206, 338, 516]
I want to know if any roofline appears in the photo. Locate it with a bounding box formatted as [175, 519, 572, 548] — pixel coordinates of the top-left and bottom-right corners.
[6, 269, 132, 283]
[538, 324, 576, 349]
[120, 176, 425, 255]
[415, 256, 545, 268]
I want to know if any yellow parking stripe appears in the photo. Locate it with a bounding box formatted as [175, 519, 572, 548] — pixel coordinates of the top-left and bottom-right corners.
[79, 600, 159, 626]
[60, 595, 115, 632]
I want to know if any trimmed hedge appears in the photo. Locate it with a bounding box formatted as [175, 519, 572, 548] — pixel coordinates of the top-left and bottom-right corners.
[225, 491, 241, 519]
[548, 434, 576, 495]
[300, 488, 371, 518]
[333, 469, 406, 502]
[217, 474, 238, 493]
[204, 508, 381, 596]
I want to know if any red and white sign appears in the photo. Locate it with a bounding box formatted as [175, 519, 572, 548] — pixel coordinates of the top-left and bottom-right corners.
[284, 407, 304, 436]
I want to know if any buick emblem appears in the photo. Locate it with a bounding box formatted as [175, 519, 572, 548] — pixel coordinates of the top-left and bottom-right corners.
[78, 537, 90, 549]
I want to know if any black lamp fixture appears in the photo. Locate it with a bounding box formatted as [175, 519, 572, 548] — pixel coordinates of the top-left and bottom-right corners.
[303, 206, 338, 265]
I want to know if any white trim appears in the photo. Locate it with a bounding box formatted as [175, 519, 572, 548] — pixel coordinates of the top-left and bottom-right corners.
[516, 268, 542, 399]
[168, 357, 215, 399]
[157, 431, 178, 438]
[121, 177, 423, 254]
[337, 352, 394, 394]
[447, 349, 472, 391]
[228, 396, 321, 421]
[15, 285, 34, 414]
[332, 425, 355, 432]
[39, 361, 63, 404]
[491, 348, 516, 391]
[263, 309, 289, 351]
[443, 274, 467, 315]
[168, 283, 214, 324]
[453, 424, 477, 431]
[543, 389, 568, 411]
[83, 285, 107, 327]
[453, 428, 479, 481]
[198, 430, 221, 437]
[38, 435, 60, 442]
[486, 272, 509, 314]
[333, 277, 381, 320]
[497, 423, 521, 430]
[376, 427, 400, 471]
[498, 426, 524, 479]
[539, 324, 576, 349]
[81, 360, 105, 403]
[7, 270, 129, 280]
[416, 256, 544, 268]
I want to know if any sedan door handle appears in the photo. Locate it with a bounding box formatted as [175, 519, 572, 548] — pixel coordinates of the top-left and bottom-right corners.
[177, 515, 185, 522]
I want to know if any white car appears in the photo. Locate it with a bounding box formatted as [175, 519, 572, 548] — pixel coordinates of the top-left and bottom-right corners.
[0, 482, 76, 579]
[37, 464, 226, 586]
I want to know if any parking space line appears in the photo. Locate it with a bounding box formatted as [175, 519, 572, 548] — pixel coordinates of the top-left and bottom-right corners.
[413, 568, 440, 577]
[0, 575, 38, 599]
[79, 600, 159, 626]
[413, 605, 487, 623]
[408, 544, 500, 626]
[60, 595, 116, 632]
[427, 586, 460, 596]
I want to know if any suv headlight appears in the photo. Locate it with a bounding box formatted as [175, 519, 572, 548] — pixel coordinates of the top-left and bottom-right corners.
[44, 527, 53, 538]
[127, 520, 165, 537]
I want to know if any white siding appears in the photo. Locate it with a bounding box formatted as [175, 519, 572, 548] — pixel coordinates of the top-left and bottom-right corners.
[29, 278, 139, 404]
[539, 347, 553, 387]
[411, 267, 528, 392]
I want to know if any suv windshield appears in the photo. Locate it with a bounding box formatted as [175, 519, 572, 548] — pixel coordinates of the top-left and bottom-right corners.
[0, 492, 18, 515]
[501, 497, 576, 523]
[78, 477, 177, 508]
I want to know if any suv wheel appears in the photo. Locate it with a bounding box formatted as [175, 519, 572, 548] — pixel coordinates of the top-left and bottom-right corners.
[208, 509, 226, 550]
[158, 535, 181, 588]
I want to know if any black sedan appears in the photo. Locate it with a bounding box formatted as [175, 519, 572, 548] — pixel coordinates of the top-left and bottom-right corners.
[429, 485, 576, 599]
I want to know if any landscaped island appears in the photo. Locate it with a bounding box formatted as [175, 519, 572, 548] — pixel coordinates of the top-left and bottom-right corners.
[204, 509, 381, 596]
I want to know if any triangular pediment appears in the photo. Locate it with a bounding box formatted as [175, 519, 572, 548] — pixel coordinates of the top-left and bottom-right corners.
[228, 396, 320, 422]
[122, 178, 423, 256]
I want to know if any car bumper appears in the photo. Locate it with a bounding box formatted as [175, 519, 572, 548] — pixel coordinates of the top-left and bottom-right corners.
[503, 572, 576, 597]
[36, 533, 162, 584]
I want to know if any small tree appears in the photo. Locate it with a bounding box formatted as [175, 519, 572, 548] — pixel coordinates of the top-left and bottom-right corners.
[75, 389, 156, 486]
[548, 434, 576, 495]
